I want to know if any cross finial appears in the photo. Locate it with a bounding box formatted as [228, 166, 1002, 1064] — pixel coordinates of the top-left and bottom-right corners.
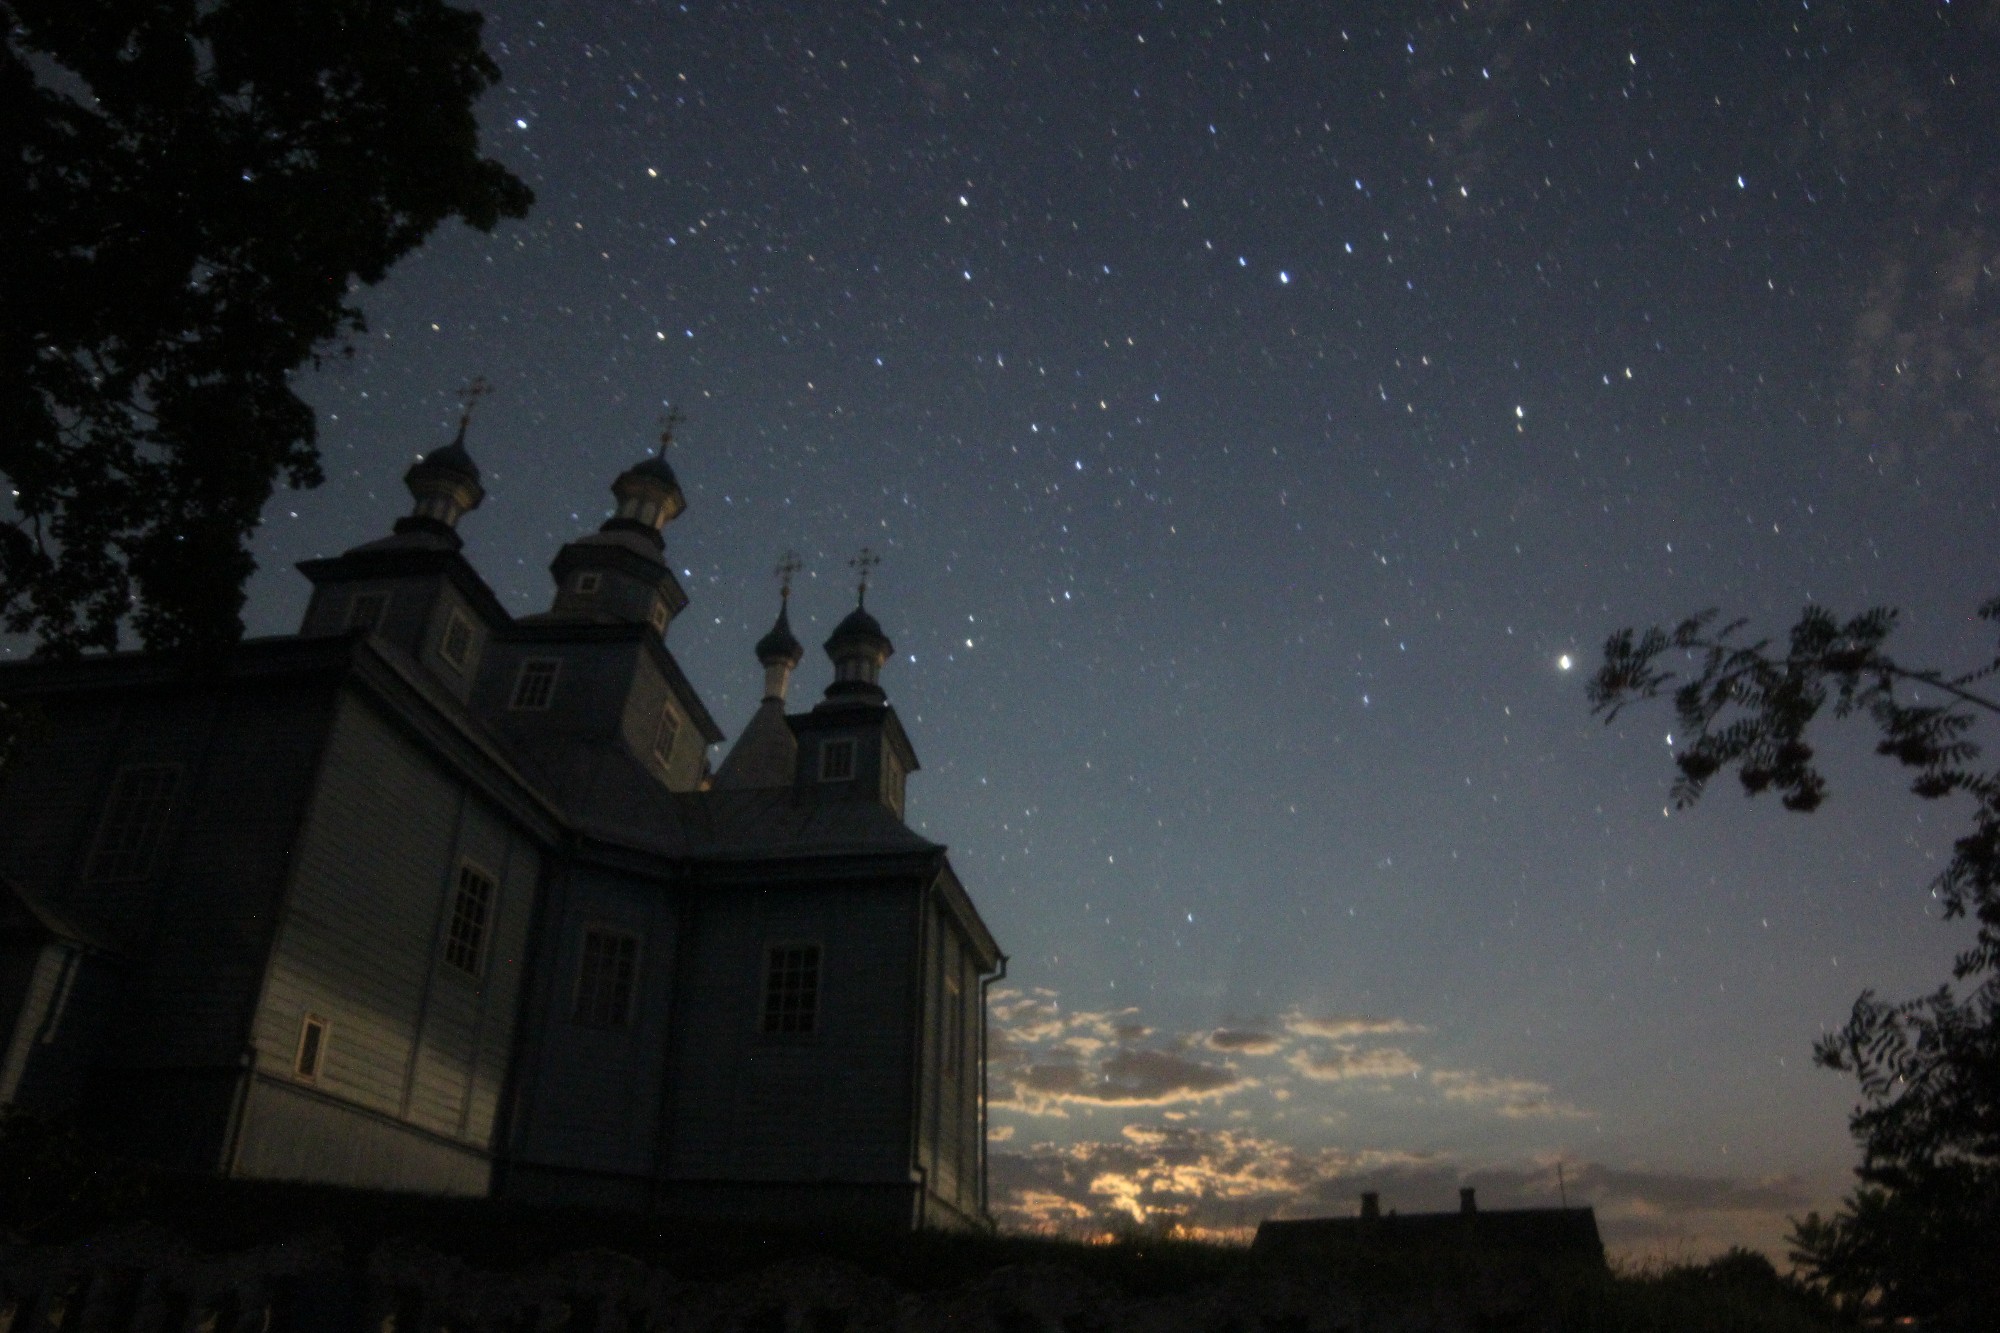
[657, 405, 686, 453]
[774, 550, 802, 599]
[848, 547, 880, 606]
[455, 375, 491, 435]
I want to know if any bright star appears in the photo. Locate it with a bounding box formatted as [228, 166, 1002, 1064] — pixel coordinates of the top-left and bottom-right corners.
[1558, 654, 1573, 671]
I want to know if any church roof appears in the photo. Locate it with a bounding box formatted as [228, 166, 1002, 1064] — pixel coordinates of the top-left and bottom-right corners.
[675, 786, 941, 860]
[711, 698, 798, 789]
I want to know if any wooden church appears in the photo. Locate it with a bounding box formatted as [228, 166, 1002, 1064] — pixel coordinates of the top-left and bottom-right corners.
[0, 420, 1003, 1230]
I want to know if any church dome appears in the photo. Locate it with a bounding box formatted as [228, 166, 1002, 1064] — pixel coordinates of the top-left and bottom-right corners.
[825, 605, 891, 658]
[756, 602, 805, 666]
[417, 435, 480, 483]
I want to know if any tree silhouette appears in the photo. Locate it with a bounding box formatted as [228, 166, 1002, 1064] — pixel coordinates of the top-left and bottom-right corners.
[1591, 602, 2000, 1328]
[1, 0, 532, 657]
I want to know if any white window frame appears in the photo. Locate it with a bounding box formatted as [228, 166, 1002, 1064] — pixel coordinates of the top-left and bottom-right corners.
[652, 702, 680, 767]
[648, 598, 670, 633]
[510, 658, 562, 711]
[443, 861, 498, 977]
[294, 1013, 330, 1082]
[760, 942, 822, 1036]
[572, 926, 641, 1029]
[819, 738, 856, 782]
[439, 609, 476, 672]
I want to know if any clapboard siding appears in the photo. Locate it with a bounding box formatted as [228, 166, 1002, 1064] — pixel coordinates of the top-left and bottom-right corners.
[620, 658, 700, 790]
[232, 1076, 490, 1193]
[250, 688, 538, 1187]
[913, 902, 985, 1219]
[0, 697, 126, 903]
[510, 864, 678, 1177]
[664, 882, 917, 1183]
[130, 678, 335, 1071]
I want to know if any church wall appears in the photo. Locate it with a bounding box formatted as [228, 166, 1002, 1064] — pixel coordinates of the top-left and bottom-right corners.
[244, 687, 539, 1192]
[661, 880, 920, 1187]
[231, 1076, 492, 1194]
[301, 578, 445, 669]
[416, 585, 489, 706]
[503, 863, 680, 1189]
[477, 638, 635, 747]
[0, 662, 342, 1166]
[131, 675, 338, 1074]
[0, 696, 127, 913]
[917, 905, 985, 1222]
[620, 658, 701, 791]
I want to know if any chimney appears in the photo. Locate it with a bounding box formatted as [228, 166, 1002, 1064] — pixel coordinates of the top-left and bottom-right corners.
[1361, 1192, 1380, 1220]
[1460, 1187, 1477, 1215]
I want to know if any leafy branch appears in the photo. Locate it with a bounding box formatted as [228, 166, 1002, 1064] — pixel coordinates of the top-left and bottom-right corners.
[1591, 598, 2000, 1323]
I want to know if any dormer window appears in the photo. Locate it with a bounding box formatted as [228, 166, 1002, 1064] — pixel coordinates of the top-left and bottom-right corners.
[648, 599, 670, 633]
[574, 571, 602, 596]
[347, 591, 390, 632]
[439, 610, 476, 671]
[819, 738, 856, 782]
[510, 659, 561, 710]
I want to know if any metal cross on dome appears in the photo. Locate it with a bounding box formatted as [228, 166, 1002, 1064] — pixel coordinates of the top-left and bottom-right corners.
[849, 547, 880, 605]
[656, 405, 686, 451]
[774, 550, 802, 599]
[456, 375, 491, 431]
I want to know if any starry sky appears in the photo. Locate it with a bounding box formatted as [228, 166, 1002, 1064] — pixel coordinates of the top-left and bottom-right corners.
[241, 0, 1999, 1257]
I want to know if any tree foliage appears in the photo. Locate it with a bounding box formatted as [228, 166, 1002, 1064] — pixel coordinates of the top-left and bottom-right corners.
[0, 0, 531, 656]
[1591, 601, 2000, 1327]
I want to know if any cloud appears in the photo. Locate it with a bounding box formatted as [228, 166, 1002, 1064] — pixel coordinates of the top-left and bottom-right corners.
[1205, 1028, 1282, 1055]
[1003, 1048, 1251, 1114]
[991, 1127, 1822, 1259]
[1287, 1045, 1425, 1083]
[1431, 1070, 1593, 1121]
[1283, 1013, 1428, 1041]
[989, 989, 1260, 1116]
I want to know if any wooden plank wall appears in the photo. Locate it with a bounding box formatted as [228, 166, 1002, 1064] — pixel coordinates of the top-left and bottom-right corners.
[246, 690, 539, 1194]
[663, 882, 916, 1185]
[507, 863, 680, 1185]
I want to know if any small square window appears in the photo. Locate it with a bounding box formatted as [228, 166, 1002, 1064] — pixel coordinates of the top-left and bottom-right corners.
[444, 863, 496, 975]
[653, 703, 680, 767]
[85, 764, 181, 884]
[574, 929, 639, 1029]
[347, 591, 390, 632]
[761, 944, 820, 1035]
[574, 571, 602, 595]
[819, 738, 856, 782]
[439, 610, 476, 671]
[648, 599, 670, 633]
[510, 659, 561, 710]
[295, 1013, 329, 1082]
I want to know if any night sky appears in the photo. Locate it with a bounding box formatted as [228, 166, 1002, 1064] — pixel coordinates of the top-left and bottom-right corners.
[239, 0, 1998, 1256]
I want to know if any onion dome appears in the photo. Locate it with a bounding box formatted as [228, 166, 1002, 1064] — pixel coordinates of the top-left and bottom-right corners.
[395, 422, 486, 539]
[601, 453, 686, 544]
[756, 600, 805, 668]
[823, 601, 894, 703]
